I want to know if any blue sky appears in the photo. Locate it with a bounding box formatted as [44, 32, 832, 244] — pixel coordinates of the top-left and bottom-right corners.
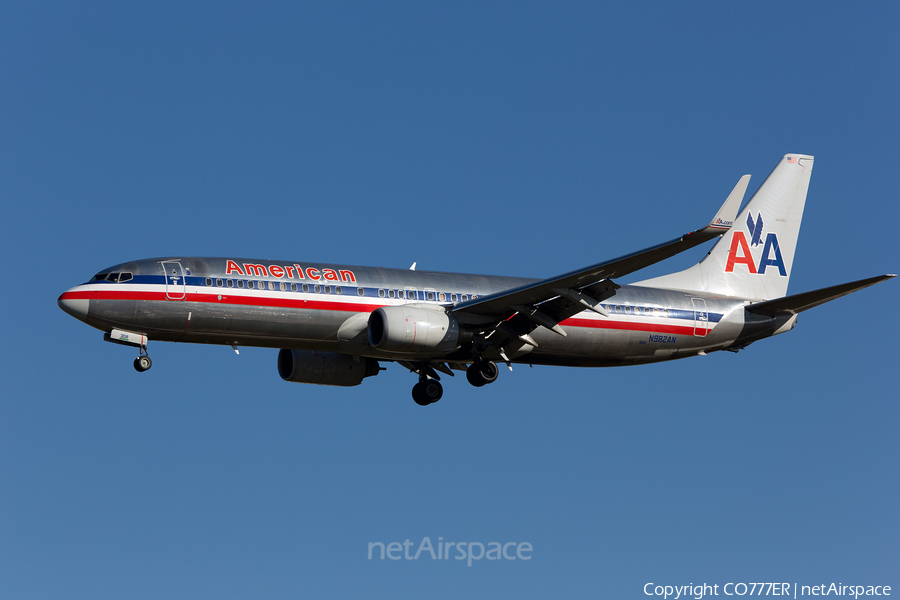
[1, 2, 897, 598]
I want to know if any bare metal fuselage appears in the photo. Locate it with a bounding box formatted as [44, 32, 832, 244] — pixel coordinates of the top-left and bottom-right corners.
[59, 256, 788, 368]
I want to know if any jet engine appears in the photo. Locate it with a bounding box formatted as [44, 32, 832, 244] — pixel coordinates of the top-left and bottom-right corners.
[367, 306, 471, 353]
[277, 349, 380, 387]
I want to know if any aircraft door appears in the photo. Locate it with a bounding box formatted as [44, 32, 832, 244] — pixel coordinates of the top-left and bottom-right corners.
[161, 261, 186, 300]
[691, 298, 708, 337]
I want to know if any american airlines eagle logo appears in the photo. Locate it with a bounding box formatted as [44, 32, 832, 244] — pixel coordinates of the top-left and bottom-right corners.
[725, 212, 787, 276]
[747, 212, 764, 247]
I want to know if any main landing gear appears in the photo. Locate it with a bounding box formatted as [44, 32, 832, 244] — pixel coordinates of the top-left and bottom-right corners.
[466, 360, 499, 387]
[408, 360, 499, 406]
[412, 375, 443, 406]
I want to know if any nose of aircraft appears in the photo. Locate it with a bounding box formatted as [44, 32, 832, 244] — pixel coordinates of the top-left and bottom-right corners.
[58, 291, 89, 321]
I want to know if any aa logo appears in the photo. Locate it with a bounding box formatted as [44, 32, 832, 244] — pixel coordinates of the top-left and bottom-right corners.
[725, 213, 787, 276]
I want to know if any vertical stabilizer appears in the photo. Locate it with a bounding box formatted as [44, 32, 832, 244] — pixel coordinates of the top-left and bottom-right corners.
[633, 154, 814, 300]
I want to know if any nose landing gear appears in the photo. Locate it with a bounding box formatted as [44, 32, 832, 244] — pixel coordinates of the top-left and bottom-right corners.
[133, 347, 152, 372]
[103, 329, 153, 372]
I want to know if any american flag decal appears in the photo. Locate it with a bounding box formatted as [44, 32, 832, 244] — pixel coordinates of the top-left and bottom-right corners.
[786, 156, 796, 163]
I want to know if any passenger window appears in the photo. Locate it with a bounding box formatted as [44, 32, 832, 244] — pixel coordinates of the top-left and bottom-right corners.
[268, 282, 275, 291]
[451, 293, 457, 302]
[217, 278, 223, 287]
[615, 305, 622, 314]
[291, 283, 297, 292]
[206, 278, 213, 286]
[303, 284, 309, 293]
[314, 285, 321, 293]
[324, 285, 331, 294]
[238, 280, 244, 289]
[335, 286, 342, 295]
[398, 290, 405, 299]
[119, 273, 133, 282]
[472, 295, 478, 300]
[357, 287, 364, 296]
[388, 290, 395, 298]
[280, 282, 287, 291]
[624, 306, 631, 315]
[461, 294, 468, 301]
[227, 279, 234, 288]
[426, 292, 434, 301]
[378, 289, 385, 298]
[439, 293, 446, 302]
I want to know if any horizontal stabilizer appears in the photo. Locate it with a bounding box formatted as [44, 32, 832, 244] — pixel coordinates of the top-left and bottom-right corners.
[746, 274, 895, 316]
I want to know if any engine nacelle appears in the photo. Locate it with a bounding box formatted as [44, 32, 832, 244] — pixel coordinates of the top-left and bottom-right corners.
[367, 305, 470, 353]
[277, 349, 380, 387]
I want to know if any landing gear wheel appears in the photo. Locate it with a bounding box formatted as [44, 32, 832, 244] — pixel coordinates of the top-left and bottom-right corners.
[466, 366, 486, 387]
[466, 360, 499, 387]
[134, 356, 152, 372]
[412, 383, 429, 406]
[412, 380, 443, 405]
[423, 380, 443, 403]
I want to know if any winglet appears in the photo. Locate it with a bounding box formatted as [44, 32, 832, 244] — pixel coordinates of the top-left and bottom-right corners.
[704, 174, 750, 232]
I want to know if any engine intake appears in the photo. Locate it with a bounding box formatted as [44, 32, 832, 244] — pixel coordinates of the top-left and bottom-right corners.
[277, 349, 379, 387]
[367, 306, 470, 353]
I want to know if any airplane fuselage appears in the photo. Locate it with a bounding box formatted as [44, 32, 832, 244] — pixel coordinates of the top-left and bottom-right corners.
[59, 256, 790, 369]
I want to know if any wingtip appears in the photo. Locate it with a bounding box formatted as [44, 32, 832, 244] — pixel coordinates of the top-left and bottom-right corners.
[705, 174, 750, 231]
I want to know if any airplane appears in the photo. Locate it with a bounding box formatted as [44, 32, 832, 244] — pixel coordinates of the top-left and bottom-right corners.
[58, 154, 894, 405]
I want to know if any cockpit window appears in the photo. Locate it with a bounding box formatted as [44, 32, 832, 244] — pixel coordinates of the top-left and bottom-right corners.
[107, 273, 120, 282]
[90, 273, 110, 282]
[119, 272, 133, 282]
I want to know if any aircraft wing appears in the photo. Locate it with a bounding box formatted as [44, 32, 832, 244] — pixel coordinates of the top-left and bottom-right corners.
[453, 175, 749, 320]
[745, 274, 896, 316]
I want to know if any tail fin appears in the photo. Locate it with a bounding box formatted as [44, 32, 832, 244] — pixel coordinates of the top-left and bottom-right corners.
[634, 154, 814, 300]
